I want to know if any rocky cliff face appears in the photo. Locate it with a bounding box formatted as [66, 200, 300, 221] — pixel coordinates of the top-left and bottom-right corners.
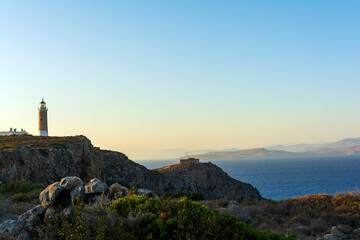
[0, 135, 167, 193]
[155, 162, 262, 201]
[0, 135, 261, 201]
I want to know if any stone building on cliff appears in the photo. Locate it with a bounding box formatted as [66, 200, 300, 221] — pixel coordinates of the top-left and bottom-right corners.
[180, 153, 200, 164]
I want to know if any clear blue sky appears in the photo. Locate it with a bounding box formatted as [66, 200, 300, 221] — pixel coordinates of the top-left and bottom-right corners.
[1, 1, 359, 159]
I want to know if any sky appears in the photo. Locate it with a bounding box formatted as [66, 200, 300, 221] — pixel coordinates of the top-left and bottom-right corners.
[0, 1, 359, 160]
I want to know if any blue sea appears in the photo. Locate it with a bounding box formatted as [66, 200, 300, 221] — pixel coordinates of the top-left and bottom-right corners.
[138, 155, 360, 200]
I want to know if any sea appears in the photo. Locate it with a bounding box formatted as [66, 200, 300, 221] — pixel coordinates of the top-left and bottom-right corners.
[138, 155, 360, 200]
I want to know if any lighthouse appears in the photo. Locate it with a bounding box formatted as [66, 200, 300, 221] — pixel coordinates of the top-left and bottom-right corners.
[38, 98, 48, 136]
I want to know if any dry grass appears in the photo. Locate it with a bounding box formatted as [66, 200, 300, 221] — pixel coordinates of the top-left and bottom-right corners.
[0, 135, 87, 151]
[0, 190, 41, 224]
[211, 192, 360, 240]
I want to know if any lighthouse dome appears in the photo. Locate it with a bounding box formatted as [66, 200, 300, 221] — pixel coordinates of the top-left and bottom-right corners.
[40, 98, 46, 108]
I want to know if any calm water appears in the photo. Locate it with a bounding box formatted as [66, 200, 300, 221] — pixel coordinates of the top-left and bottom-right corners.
[138, 155, 360, 200]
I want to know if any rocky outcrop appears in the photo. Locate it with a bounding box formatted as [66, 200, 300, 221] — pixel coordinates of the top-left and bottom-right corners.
[155, 162, 262, 201]
[0, 135, 262, 201]
[317, 225, 360, 240]
[0, 135, 167, 193]
[0, 177, 130, 239]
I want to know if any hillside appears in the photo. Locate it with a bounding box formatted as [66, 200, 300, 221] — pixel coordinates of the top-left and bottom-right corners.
[0, 135, 261, 201]
[155, 162, 262, 200]
[310, 144, 360, 155]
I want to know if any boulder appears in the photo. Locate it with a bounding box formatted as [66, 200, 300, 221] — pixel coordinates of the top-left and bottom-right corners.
[16, 230, 32, 240]
[324, 234, 341, 240]
[84, 178, 108, 194]
[39, 182, 64, 208]
[108, 183, 129, 200]
[62, 206, 75, 220]
[353, 228, 360, 238]
[0, 219, 20, 235]
[18, 205, 45, 233]
[331, 226, 346, 238]
[137, 188, 159, 199]
[44, 207, 61, 223]
[59, 176, 83, 190]
[336, 225, 353, 235]
[87, 194, 102, 205]
[70, 185, 85, 203]
[228, 200, 238, 207]
[236, 213, 252, 224]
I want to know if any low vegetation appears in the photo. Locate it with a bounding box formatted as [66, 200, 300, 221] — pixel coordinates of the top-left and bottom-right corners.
[1, 179, 359, 240]
[37, 195, 296, 240]
[0, 180, 43, 194]
[0, 180, 43, 224]
[0, 134, 85, 151]
[214, 192, 360, 240]
[163, 191, 204, 201]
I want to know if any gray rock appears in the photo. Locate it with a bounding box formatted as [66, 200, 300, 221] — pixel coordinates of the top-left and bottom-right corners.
[18, 205, 45, 233]
[228, 200, 238, 207]
[0, 219, 20, 235]
[84, 178, 108, 194]
[331, 226, 346, 238]
[108, 183, 129, 200]
[324, 234, 341, 240]
[39, 182, 64, 208]
[336, 225, 353, 234]
[62, 206, 75, 220]
[70, 185, 85, 203]
[353, 228, 360, 238]
[137, 188, 159, 199]
[87, 194, 102, 205]
[16, 230, 32, 240]
[59, 176, 83, 190]
[316, 238, 324, 240]
[237, 213, 252, 224]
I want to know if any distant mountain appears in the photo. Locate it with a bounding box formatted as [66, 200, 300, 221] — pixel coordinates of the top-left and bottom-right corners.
[309, 144, 360, 155]
[327, 138, 360, 149]
[266, 143, 328, 152]
[148, 148, 241, 159]
[183, 148, 312, 160]
[267, 138, 360, 153]
[185, 144, 360, 160]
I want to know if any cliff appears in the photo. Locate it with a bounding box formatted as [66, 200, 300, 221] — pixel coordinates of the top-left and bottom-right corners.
[0, 135, 261, 201]
[0, 135, 167, 193]
[155, 162, 262, 200]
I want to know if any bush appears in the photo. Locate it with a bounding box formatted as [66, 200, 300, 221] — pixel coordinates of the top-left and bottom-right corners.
[189, 192, 204, 201]
[164, 191, 204, 201]
[0, 180, 43, 194]
[37, 195, 297, 240]
[12, 193, 30, 203]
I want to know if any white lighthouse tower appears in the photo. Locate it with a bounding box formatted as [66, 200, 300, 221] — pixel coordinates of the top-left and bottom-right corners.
[38, 98, 48, 136]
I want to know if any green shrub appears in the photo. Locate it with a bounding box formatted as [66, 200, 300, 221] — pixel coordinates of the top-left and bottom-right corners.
[189, 192, 204, 201]
[12, 193, 30, 203]
[165, 191, 204, 201]
[0, 180, 43, 194]
[37, 195, 297, 240]
[38, 148, 49, 157]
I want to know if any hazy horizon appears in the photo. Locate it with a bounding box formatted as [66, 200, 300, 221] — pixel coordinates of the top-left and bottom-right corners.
[1, 1, 359, 160]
